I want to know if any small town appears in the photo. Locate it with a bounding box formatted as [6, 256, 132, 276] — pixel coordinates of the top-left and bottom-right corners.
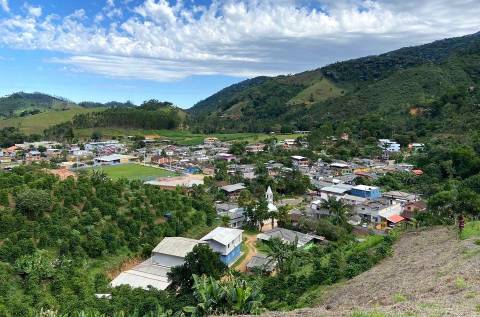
[0, 132, 429, 288]
[1, 1, 480, 316]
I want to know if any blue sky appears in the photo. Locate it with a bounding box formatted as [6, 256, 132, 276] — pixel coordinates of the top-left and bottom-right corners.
[0, 0, 479, 108]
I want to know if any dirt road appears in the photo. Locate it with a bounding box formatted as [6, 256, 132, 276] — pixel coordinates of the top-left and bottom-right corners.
[236, 234, 258, 273]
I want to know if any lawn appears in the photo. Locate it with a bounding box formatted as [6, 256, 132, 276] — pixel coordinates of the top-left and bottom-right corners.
[0, 107, 106, 134]
[74, 128, 303, 145]
[90, 163, 177, 181]
[460, 220, 480, 240]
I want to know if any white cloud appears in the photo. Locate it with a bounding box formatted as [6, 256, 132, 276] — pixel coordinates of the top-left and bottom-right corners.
[0, 0, 9, 12]
[24, 3, 42, 17]
[0, 0, 479, 81]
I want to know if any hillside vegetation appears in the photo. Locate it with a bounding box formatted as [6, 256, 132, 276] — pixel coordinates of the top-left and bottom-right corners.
[258, 227, 480, 317]
[0, 92, 137, 136]
[45, 100, 189, 140]
[190, 31, 480, 138]
[0, 107, 106, 135]
[0, 92, 76, 117]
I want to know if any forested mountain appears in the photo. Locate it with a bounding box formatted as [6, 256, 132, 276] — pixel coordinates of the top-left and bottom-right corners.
[79, 101, 135, 109]
[189, 31, 480, 138]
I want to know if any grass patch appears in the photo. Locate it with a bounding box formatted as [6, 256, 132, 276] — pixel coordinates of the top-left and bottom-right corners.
[350, 235, 385, 254]
[455, 276, 468, 289]
[232, 240, 249, 269]
[350, 311, 389, 317]
[89, 163, 177, 181]
[289, 78, 344, 105]
[393, 293, 407, 303]
[460, 221, 480, 240]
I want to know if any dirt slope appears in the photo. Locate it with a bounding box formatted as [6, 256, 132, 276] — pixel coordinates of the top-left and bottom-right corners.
[260, 227, 480, 317]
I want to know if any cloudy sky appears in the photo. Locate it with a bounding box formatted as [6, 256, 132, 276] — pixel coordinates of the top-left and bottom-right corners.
[0, 0, 478, 107]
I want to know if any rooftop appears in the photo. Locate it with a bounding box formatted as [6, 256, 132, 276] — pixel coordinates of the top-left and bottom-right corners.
[110, 258, 171, 290]
[353, 185, 379, 191]
[201, 227, 243, 246]
[152, 237, 204, 258]
[257, 227, 325, 247]
[291, 155, 307, 160]
[95, 154, 135, 162]
[220, 183, 246, 193]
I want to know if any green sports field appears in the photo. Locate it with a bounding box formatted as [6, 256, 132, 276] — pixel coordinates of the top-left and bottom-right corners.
[90, 163, 177, 181]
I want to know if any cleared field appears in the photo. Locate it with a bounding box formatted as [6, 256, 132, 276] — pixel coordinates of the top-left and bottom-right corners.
[74, 128, 303, 145]
[90, 163, 177, 181]
[0, 107, 106, 135]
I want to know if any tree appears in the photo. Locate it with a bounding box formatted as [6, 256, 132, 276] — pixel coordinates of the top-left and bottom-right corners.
[264, 238, 302, 274]
[244, 197, 269, 231]
[15, 188, 52, 218]
[168, 244, 226, 291]
[185, 274, 264, 316]
[320, 197, 351, 225]
[214, 161, 228, 181]
[229, 142, 247, 156]
[276, 205, 290, 227]
[91, 130, 103, 141]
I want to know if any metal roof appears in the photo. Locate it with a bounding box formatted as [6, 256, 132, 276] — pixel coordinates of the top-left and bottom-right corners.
[353, 185, 379, 191]
[257, 228, 325, 247]
[110, 258, 171, 290]
[95, 154, 134, 161]
[152, 237, 204, 258]
[220, 183, 246, 193]
[321, 185, 352, 194]
[291, 155, 307, 160]
[201, 227, 243, 246]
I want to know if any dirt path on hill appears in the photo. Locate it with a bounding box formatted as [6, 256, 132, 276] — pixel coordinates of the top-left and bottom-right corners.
[236, 234, 258, 273]
[249, 227, 480, 317]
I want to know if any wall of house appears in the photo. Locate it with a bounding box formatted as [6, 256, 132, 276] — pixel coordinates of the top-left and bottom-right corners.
[204, 235, 242, 256]
[151, 253, 185, 268]
[350, 188, 381, 199]
[220, 244, 242, 265]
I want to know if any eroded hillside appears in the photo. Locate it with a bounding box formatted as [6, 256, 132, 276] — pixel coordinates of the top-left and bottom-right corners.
[257, 227, 480, 317]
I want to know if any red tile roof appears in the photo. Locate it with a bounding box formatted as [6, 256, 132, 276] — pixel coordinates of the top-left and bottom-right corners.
[412, 169, 424, 176]
[387, 214, 405, 224]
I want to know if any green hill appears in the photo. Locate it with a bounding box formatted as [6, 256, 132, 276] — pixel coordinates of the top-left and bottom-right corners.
[0, 92, 139, 136]
[190, 31, 480, 137]
[44, 100, 189, 140]
[0, 92, 81, 117]
[0, 107, 106, 135]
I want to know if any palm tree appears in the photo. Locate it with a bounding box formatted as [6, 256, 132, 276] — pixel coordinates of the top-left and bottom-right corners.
[320, 196, 351, 225]
[264, 237, 300, 274]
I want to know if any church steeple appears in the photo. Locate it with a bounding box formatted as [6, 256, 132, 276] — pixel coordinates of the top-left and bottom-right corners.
[266, 186, 274, 204]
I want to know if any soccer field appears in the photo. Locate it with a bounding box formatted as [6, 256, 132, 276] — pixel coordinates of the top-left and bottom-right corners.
[91, 163, 177, 180]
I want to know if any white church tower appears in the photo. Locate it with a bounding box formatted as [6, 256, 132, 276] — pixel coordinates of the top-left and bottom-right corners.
[266, 186, 274, 204]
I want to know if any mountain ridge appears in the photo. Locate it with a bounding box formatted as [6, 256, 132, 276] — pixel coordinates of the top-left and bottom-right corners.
[189, 31, 480, 136]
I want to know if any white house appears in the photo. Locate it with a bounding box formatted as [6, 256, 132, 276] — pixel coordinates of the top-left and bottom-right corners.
[291, 155, 309, 168]
[378, 139, 401, 152]
[93, 154, 137, 166]
[201, 227, 243, 266]
[353, 200, 402, 223]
